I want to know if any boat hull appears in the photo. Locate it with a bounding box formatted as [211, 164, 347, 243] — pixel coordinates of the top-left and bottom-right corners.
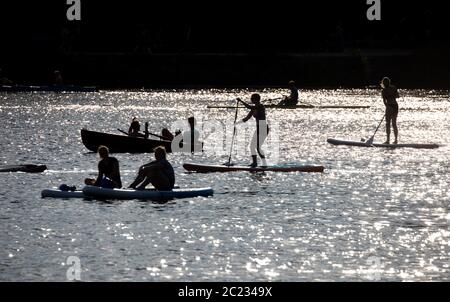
[1, 85, 97, 92]
[0, 164, 47, 173]
[81, 129, 172, 153]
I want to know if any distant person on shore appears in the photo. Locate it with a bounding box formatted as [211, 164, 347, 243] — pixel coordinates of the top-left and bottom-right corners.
[278, 81, 299, 106]
[128, 146, 175, 191]
[381, 77, 399, 144]
[237, 93, 269, 168]
[0, 68, 13, 85]
[85, 146, 122, 189]
[54, 70, 63, 85]
[128, 117, 149, 138]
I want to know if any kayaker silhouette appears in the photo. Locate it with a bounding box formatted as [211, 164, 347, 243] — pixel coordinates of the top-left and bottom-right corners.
[278, 80, 299, 106]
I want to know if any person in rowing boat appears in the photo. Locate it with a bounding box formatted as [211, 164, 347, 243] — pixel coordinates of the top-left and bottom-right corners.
[381, 77, 399, 144]
[128, 146, 175, 191]
[237, 94, 269, 168]
[85, 145, 122, 189]
[278, 80, 299, 107]
[128, 117, 150, 138]
[181, 116, 201, 153]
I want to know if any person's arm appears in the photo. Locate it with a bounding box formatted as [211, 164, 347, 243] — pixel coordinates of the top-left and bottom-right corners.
[237, 98, 253, 110]
[382, 90, 387, 106]
[242, 110, 253, 123]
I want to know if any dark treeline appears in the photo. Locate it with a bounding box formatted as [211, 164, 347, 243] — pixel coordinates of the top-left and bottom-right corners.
[1, 1, 447, 55]
[0, 1, 449, 88]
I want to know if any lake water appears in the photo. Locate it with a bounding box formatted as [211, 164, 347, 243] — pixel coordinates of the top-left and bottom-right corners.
[0, 89, 449, 281]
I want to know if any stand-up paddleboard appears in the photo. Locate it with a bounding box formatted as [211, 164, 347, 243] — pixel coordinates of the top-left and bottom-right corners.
[0, 164, 47, 173]
[207, 105, 370, 110]
[183, 163, 325, 173]
[82, 185, 214, 200]
[327, 138, 440, 149]
[41, 189, 85, 198]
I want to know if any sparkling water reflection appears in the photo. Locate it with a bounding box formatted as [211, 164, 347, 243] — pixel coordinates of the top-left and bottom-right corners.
[0, 89, 448, 281]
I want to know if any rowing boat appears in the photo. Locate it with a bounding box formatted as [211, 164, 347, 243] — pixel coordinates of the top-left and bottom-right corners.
[0, 85, 98, 92]
[327, 138, 440, 149]
[82, 185, 214, 200]
[0, 164, 47, 173]
[183, 163, 325, 173]
[207, 105, 370, 110]
[81, 129, 172, 153]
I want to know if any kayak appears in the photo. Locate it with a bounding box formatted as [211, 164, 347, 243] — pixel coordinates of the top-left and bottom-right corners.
[1, 85, 98, 92]
[327, 138, 440, 149]
[41, 189, 85, 199]
[82, 185, 214, 200]
[183, 163, 325, 173]
[207, 105, 370, 110]
[0, 164, 47, 173]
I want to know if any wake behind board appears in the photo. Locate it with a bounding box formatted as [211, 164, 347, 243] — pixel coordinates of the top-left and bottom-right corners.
[183, 163, 325, 173]
[82, 186, 214, 200]
[41, 189, 85, 198]
[327, 138, 440, 149]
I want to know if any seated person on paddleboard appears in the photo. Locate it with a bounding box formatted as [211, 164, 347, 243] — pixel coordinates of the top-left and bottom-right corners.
[128, 117, 149, 138]
[85, 145, 122, 189]
[237, 93, 269, 168]
[278, 80, 299, 106]
[128, 146, 175, 191]
[381, 77, 399, 144]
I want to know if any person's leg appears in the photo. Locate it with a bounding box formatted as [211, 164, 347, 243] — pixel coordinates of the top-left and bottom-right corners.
[384, 109, 392, 144]
[249, 130, 258, 167]
[256, 123, 268, 167]
[392, 112, 398, 144]
[136, 168, 171, 190]
[128, 167, 146, 188]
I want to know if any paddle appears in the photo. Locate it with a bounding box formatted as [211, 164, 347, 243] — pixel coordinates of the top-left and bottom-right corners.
[117, 129, 170, 141]
[365, 114, 385, 145]
[225, 100, 239, 166]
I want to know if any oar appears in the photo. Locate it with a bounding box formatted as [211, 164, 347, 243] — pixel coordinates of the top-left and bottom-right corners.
[365, 114, 385, 145]
[225, 100, 239, 166]
[117, 129, 170, 141]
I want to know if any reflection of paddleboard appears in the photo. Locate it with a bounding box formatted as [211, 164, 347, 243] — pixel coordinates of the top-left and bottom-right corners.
[327, 138, 440, 149]
[82, 186, 214, 200]
[0, 164, 47, 173]
[183, 163, 325, 173]
[41, 189, 85, 199]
